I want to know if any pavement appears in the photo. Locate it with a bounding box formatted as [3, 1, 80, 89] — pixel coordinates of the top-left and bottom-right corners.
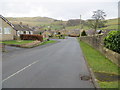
[2, 37, 95, 88]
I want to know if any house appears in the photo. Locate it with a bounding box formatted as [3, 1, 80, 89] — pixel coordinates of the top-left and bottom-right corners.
[0, 15, 15, 41]
[32, 26, 45, 34]
[68, 29, 80, 36]
[13, 22, 34, 36]
[86, 29, 104, 36]
[42, 30, 53, 38]
[85, 30, 95, 36]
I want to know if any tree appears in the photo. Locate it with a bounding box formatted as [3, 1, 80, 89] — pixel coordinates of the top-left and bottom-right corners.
[81, 30, 87, 36]
[39, 32, 42, 35]
[91, 10, 106, 32]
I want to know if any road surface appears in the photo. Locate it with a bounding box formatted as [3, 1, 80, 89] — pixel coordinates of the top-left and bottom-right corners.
[2, 37, 94, 88]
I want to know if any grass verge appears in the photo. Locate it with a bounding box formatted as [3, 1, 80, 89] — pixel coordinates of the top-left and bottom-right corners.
[2, 40, 34, 45]
[78, 40, 120, 88]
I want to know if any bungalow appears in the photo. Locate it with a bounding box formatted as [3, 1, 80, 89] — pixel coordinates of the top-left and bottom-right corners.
[13, 22, 34, 36]
[0, 15, 15, 41]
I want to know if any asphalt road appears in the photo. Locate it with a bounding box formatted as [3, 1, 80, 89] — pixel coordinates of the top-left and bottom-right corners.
[2, 37, 94, 88]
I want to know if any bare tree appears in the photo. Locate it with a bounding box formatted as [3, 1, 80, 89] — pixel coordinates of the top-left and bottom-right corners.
[92, 10, 106, 32]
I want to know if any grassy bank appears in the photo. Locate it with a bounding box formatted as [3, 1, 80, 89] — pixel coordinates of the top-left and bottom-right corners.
[78, 40, 119, 88]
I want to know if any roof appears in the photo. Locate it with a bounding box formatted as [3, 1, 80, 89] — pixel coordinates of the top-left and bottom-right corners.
[86, 30, 95, 35]
[13, 24, 34, 31]
[0, 15, 14, 28]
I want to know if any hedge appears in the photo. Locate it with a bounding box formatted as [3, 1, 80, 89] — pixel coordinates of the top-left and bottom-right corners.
[20, 34, 43, 42]
[104, 31, 120, 53]
[68, 34, 79, 37]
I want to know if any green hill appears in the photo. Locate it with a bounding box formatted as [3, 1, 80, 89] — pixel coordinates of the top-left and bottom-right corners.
[65, 18, 119, 30]
[6, 17, 67, 30]
[6, 17, 119, 31]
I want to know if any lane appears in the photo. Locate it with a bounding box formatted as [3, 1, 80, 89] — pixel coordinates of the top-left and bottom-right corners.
[2, 37, 94, 88]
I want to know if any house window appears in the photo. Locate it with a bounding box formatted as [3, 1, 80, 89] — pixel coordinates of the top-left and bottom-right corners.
[29, 31, 31, 34]
[21, 31, 23, 34]
[4, 28, 11, 34]
[23, 31, 26, 34]
[17, 31, 20, 34]
[30, 31, 33, 34]
[0, 27, 2, 34]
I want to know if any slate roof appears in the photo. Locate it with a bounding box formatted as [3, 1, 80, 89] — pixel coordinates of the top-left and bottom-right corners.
[13, 24, 34, 31]
[0, 15, 14, 28]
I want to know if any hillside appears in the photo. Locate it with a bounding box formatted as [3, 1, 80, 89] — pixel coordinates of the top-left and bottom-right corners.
[7, 17, 57, 26]
[6, 17, 119, 31]
[7, 17, 67, 30]
[65, 18, 119, 30]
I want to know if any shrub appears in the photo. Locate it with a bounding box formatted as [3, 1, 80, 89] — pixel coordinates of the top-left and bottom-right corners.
[20, 34, 43, 42]
[39, 32, 42, 35]
[81, 30, 87, 36]
[104, 31, 120, 53]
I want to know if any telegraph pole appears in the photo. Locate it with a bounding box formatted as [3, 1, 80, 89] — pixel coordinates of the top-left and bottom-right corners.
[79, 15, 81, 37]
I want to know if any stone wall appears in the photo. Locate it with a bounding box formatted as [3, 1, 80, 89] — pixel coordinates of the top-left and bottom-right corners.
[80, 35, 120, 67]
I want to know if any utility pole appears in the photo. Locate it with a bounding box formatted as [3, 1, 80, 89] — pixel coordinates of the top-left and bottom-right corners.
[79, 15, 81, 37]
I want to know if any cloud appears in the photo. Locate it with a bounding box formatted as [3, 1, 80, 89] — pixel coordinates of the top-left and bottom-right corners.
[0, 0, 118, 20]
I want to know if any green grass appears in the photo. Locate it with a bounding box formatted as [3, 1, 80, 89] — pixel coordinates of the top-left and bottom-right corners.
[98, 81, 119, 88]
[78, 40, 120, 88]
[2, 40, 34, 45]
[40, 40, 56, 45]
[79, 41, 119, 75]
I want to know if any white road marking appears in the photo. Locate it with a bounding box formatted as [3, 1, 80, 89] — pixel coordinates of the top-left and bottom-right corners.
[2, 60, 39, 82]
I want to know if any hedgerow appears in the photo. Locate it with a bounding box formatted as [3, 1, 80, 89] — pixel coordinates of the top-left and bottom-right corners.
[104, 31, 120, 53]
[20, 34, 43, 42]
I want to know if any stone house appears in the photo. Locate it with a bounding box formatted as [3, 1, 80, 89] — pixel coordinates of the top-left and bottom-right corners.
[0, 15, 15, 41]
[13, 22, 34, 36]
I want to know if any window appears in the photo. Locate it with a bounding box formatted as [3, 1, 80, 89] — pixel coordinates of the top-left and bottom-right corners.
[4, 28, 11, 34]
[30, 31, 33, 34]
[26, 31, 29, 34]
[0, 27, 2, 34]
[23, 31, 26, 34]
[29, 31, 31, 34]
[20, 31, 23, 34]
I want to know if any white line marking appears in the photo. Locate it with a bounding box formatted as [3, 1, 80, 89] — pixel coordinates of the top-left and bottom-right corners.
[2, 60, 39, 82]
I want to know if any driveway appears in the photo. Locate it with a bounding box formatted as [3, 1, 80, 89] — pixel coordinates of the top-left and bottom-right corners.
[2, 37, 94, 88]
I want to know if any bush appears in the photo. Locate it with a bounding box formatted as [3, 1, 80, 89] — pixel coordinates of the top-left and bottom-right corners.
[81, 30, 87, 36]
[104, 31, 120, 53]
[20, 34, 43, 42]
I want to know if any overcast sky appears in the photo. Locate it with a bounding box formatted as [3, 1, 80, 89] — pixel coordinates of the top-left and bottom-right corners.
[0, 0, 119, 20]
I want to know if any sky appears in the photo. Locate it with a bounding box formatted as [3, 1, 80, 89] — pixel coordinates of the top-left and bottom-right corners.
[0, 0, 119, 20]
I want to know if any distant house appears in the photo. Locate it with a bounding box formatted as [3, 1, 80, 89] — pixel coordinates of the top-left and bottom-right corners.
[68, 29, 80, 36]
[32, 26, 45, 34]
[86, 29, 104, 36]
[13, 22, 34, 36]
[42, 30, 53, 38]
[0, 15, 15, 41]
[86, 30, 95, 36]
